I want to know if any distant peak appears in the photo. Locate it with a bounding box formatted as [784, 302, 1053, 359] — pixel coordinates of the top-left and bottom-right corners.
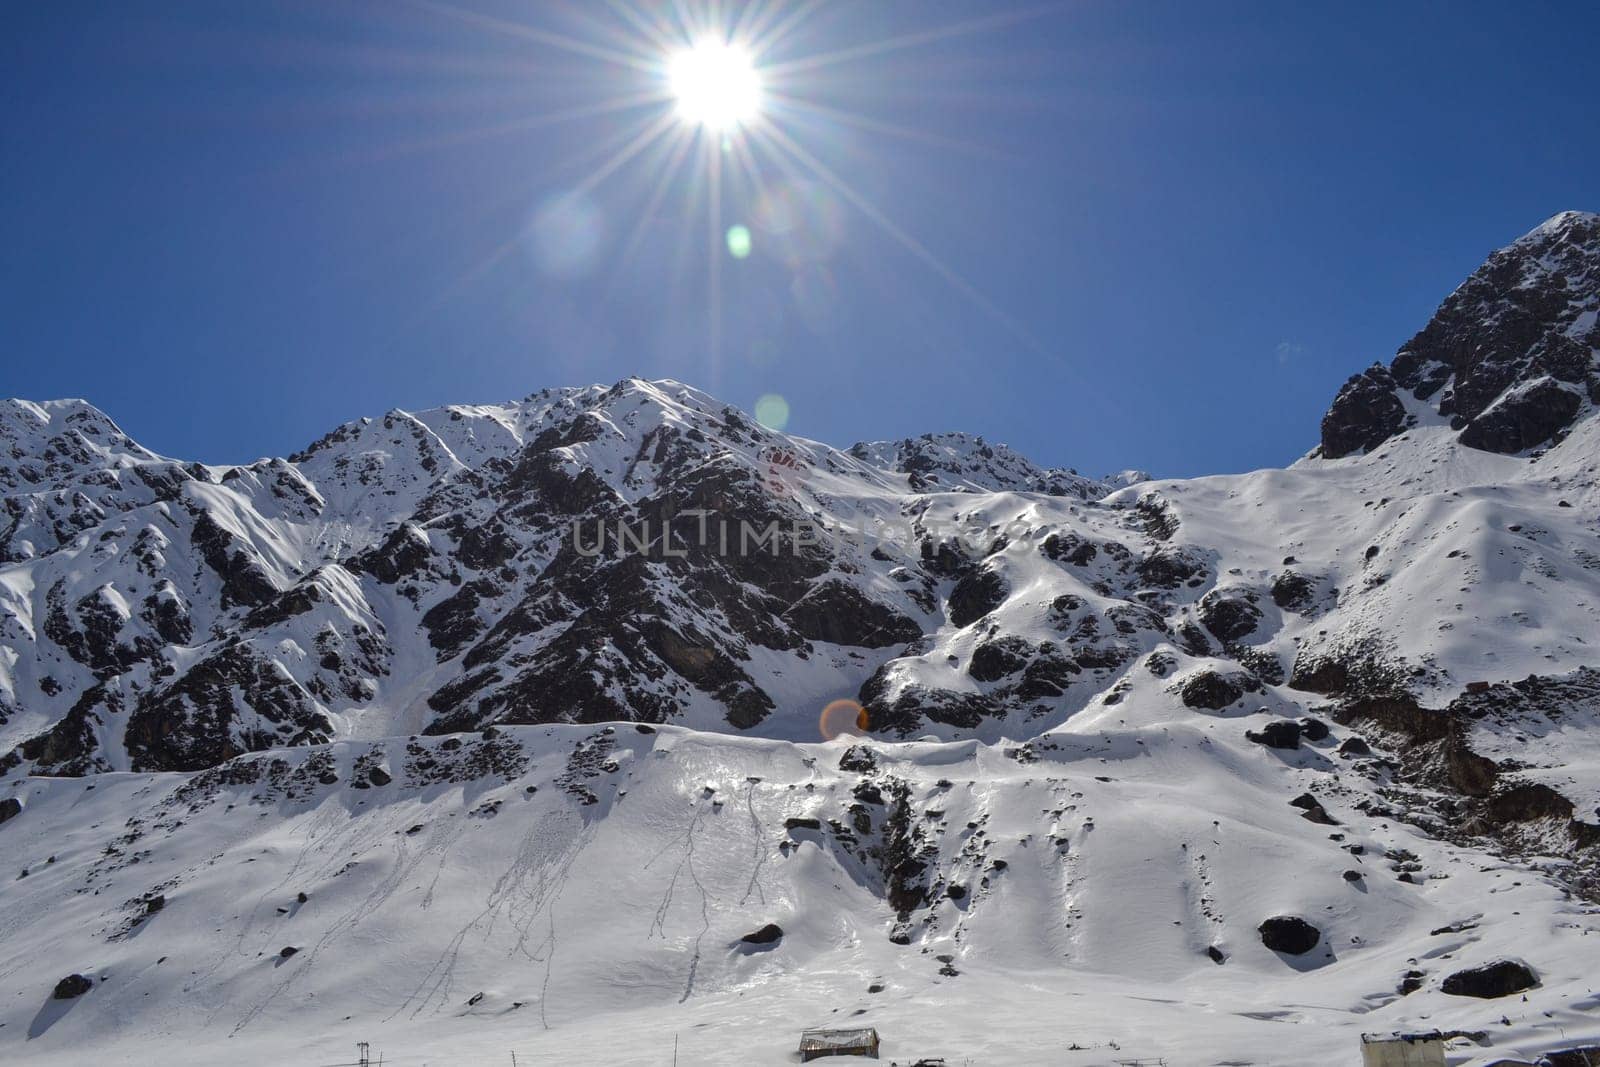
[1518, 209, 1600, 244]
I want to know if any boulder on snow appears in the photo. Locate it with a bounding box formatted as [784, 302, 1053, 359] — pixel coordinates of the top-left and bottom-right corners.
[1270, 571, 1316, 612]
[1299, 717, 1330, 742]
[1338, 735, 1372, 757]
[1179, 670, 1249, 710]
[1247, 720, 1302, 750]
[1197, 588, 1263, 644]
[366, 766, 392, 787]
[1288, 792, 1339, 825]
[1440, 958, 1538, 999]
[52, 974, 93, 1000]
[784, 816, 822, 832]
[0, 797, 21, 827]
[1258, 915, 1321, 955]
[278, 945, 299, 959]
[740, 923, 784, 945]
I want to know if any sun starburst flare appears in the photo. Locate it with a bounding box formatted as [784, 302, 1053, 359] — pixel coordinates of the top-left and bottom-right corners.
[668, 40, 762, 131]
[392, 1, 1066, 412]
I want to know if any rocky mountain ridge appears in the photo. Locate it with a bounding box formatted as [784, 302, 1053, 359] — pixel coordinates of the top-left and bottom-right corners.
[2, 212, 1599, 1066]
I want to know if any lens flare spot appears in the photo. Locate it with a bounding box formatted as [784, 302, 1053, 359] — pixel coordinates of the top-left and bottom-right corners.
[754, 393, 789, 430]
[529, 191, 606, 280]
[819, 699, 869, 741]
[726, 224, 752, 259]
[754, 181, 845, 267]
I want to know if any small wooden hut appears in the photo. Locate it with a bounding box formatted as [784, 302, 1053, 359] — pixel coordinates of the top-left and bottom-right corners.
[798, 1027, 880, 1061]
[1360, 1031, 1446, 1067]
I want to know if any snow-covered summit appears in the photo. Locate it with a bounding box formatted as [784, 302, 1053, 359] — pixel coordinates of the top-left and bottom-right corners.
[846, 431, 1115, 498]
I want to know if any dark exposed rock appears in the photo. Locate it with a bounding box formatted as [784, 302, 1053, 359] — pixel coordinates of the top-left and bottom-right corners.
[125, 644, 334, 773]
[1257, 915, 1321, 955]
[784, 816, 822, 832]
[189, 510, 278, 609]
[1545, 1047, 1600, 1067]
[782, 579, 921, 648]
[1136, 547, 1208, 589]
[1338, 735, 1373, 757]
[1206, 945, 1227, 964]
[278, 945, 299, 959]
[1319, 211, 1600, 458]
[1015, 647, 1080, 699]
[0, 797, 20, 826]
[739, 923, 784, 945]
[52, 974, 93, 1000]
[1320, 364, 1410, 458]
[838, 745, 878, 773]
[367, 766, 392, 787]
[347, 523, 433, 584]
[968, 637, 1032, 682]
[1179, 670, 1251, 710]
[1040, 532, 1099, 567]
[1197, 589, 1263, 644]
[947, 567, 1007, 627]
[1299, 717, 1330, 742]
[1290, 791, 1338, 824]
[1270, 572, 1315, 613]
[1458, 377, 1583, 453]
[1440, 959, 1538, 999]
[1247, 721, 1302, 750]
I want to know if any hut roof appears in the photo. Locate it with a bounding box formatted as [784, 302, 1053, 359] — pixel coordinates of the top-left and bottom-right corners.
[799, 1027, 879, 1050]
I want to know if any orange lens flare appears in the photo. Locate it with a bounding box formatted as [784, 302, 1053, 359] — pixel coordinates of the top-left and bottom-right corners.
[819, 698, 868, 741]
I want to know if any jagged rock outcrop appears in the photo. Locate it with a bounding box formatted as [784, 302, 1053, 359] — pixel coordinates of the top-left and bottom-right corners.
[1320, 211, 1600, 457]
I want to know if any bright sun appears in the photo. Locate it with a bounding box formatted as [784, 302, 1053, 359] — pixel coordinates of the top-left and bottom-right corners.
[668, 40, 761, 131]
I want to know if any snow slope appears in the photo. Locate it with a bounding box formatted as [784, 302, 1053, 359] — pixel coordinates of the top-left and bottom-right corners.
[1, 722, 1596, 1066]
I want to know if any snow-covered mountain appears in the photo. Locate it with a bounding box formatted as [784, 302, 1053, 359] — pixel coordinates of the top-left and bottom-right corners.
[2, 212, 1599, 1065]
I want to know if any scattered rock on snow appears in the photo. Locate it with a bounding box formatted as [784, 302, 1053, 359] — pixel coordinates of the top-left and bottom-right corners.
[1338, 735, 1372, 757]
[1299, 717, 1330, 742]
[52, 974, 93, 999]
[1440, 959, 1538, 999]
[740, 923, 784, 945]
[1179, 670, 1249, 710]
[1258, 915, 1321, 955]
[1247, 721, 1302, 750]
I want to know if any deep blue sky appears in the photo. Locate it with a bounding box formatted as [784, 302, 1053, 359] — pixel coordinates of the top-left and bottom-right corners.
[3, 2, 1595, 478]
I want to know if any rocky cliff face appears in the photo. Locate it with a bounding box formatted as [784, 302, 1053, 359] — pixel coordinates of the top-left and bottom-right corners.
[1320, 210, 1600, 458]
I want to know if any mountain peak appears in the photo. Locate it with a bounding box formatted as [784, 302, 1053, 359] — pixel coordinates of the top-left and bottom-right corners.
[1318, 209, 1600, 459]
[1521, 209, 1600, 243]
